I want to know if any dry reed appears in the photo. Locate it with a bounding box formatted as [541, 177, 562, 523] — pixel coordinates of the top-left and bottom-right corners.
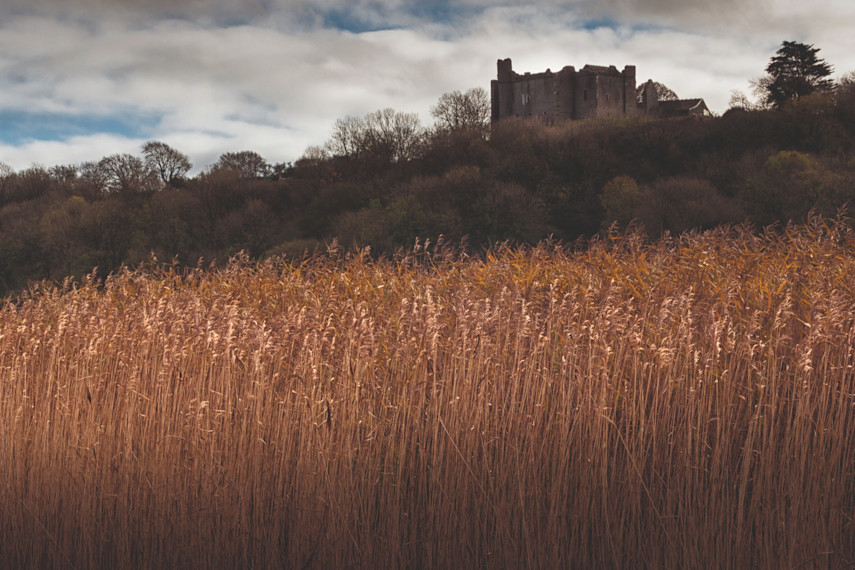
[1, 218, 855, 568]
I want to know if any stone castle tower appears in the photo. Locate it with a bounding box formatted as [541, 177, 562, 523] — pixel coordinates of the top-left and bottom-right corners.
[491, 58, 638, 123]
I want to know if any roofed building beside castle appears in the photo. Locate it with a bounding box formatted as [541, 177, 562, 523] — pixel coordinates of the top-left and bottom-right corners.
[491, 58, 709, 124]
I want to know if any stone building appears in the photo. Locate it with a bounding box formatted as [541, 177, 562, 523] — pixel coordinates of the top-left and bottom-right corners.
[657, 98, 711, 118]
[491, 58, 709, 123]
[491, 58, 638, 123]
[637, 79, 711, 118]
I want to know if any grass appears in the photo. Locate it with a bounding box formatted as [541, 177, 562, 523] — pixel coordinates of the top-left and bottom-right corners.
[1, 218, 855, 568]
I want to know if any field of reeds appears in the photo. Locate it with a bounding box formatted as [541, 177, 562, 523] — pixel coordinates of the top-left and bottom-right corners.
[2, 218, 855, 569]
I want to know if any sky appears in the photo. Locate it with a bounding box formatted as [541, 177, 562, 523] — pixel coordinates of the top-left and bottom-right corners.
[1, 0, 854, 173]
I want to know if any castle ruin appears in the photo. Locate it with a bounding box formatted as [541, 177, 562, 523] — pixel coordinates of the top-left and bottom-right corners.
[491, 58, 709, 123]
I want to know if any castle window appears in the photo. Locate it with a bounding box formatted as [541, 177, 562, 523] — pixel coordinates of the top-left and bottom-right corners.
[583, 89, 588, 101]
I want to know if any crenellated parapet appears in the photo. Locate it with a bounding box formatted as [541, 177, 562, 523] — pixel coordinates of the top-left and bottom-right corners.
[491, 58, 638, 124]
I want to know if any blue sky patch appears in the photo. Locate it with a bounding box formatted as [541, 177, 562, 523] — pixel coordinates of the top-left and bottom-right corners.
[579, 17, 621, 31]
[0, 110, 157, 145]
[321, 2, 480, 33]
[322, 8, 391, 33]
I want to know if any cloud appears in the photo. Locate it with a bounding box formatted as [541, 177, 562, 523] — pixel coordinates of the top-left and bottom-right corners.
[0, 14, 468, 171]
[0, 0, 826, 33]
[1, 2, 853, 173]
[0, 134, 146, 169]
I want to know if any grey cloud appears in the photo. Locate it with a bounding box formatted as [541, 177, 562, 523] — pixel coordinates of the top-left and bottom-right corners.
[1, 1, 854, 173]
[0, 0, 765, 28]
[3, 0, 271, 17]
[577, 0, 772, 25]
[2, 0, 838, 39]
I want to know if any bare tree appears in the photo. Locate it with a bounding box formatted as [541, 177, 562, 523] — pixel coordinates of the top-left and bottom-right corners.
[213, 151, 270, 179]
[0, 163, 14, 204]
[727, 89, 764, 111]
[142, 141, 192, 186]
[297, 145, 330, 167]
[325, 109, 425, 163]
[49, 164, 79, 184]
[15, 165, 53, 201]
[78, 161, 109, 195]
[363, 108, 425, 163]
[837, 71, 855, 103]
[325, 115, 369, 159]
[635, 81, 679, 103]
[98, 153, 158, 195]
[430, 88, 490, 136]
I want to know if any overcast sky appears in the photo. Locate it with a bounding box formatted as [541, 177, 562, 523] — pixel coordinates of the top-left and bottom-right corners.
[1, 0, 854, 173]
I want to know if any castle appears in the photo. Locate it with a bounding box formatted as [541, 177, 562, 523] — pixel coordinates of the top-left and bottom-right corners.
[490, 58, 709, 124]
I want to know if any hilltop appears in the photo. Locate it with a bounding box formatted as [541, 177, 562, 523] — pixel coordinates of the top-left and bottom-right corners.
[1, 86, 855, 295]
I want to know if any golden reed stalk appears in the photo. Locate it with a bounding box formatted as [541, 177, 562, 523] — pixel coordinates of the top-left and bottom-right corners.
[1, 219, 854, 568]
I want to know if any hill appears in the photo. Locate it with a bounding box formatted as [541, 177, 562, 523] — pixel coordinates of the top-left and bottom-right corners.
[1, 92, 855, 295]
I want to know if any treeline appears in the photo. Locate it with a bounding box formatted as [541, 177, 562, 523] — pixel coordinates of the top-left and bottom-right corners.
[2, 84, 855, 294]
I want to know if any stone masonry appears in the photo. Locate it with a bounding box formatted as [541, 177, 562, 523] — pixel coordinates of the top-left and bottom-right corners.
[491, 58, 710, 123]
[491, 58, 638, 123]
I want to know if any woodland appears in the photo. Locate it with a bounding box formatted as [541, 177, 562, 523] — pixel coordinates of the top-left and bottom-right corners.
[0, 42, 854, 295]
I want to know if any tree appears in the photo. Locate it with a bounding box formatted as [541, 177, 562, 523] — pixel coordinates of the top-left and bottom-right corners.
[142, 141, 192, 186]
[297, 145, 330, 167]
[742, 151, 846, 225]
[325, 115, 368, 159]
[212, 151, 270, 179]
[49, 164, 79, 185]
[838, 71, 855, 99]
[362, 108, 425, 163]
[757, 41, 834, 109]
[430, 88, 490, 137]
[325, 109, 426, 165]
[79, 197, 135, 273]
[98, 154, 158, 195]
[635, 81, 678, 103]
[836, 71, 855, 112]
[727, 89, 764, 112]
[600, 176, 641, 232]
[637, 177, 744, 235]
[77, 161, 110, 197]
[0, 163, 14, 205]
[12, 165, 54, 202]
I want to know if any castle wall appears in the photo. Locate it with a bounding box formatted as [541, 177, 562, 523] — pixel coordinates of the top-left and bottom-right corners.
[573, 71, 600, 119]
[623, 66, 637, 116]
[510, 72, 556, 122]
[493, 59, 560, 123]
[492, 59, 638, 123]
[640, 79, 658, 113]
[554, 66, 576, 122]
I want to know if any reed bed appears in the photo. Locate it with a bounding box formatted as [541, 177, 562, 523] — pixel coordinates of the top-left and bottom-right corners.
[1, 219, 855, 569]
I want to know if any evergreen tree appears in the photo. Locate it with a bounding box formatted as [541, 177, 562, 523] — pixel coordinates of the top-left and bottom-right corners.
[758, 41, 834, 109]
